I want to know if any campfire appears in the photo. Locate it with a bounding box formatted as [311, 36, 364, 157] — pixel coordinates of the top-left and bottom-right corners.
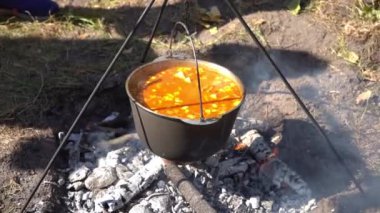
[61, 114, 316, 213]
[18, 1, 365, 212]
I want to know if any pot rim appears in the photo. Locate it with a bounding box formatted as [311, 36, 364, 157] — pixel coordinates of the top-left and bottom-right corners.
[126, 58, 246, 124]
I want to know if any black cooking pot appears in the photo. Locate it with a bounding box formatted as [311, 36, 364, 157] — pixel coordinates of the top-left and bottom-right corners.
[126, 58, 245, 162]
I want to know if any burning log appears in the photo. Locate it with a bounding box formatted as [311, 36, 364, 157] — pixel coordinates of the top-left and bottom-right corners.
[93, 157, 163, 212]
[217, 157, 249, 177]
[260, 159, 311, 197]
[164, 161, 217, 213]
[232, 117, 270, 136]
[232, 129, 312, 198]
[234, 129, 274, 161]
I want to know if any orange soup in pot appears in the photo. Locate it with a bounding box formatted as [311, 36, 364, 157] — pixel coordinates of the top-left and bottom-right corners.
[136, 66, 243, 119]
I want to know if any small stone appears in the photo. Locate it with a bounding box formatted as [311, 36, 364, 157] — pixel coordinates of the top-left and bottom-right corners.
[246, 197, 260, 209]
[85, 167, 117, 190]
[149, 195, 171, 212]
[69, 166, 90, 183]
[129, 204, 153, 213]
[67, 181, 85, 191]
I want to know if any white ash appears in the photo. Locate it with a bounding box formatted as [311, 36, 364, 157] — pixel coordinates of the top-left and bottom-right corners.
[67, 181, 85, 191]
[246, 197, 261, 209]
[240, 129, 273, 161]
[62, 113, 192, 213]
[62, 113, 315, 213]
[179, 119, 316, 213]
[68, 165, 90, 183]
[85, 167, 117, 190]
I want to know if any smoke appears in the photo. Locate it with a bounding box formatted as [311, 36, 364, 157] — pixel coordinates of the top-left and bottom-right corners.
[205, 43, 328, 93]
[205, 43, 380, 212]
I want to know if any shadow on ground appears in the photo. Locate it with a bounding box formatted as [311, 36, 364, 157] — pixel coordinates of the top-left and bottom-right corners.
[279, 119, 380, 213]
[0, 35, 154, 212]
[53, 0, 314, 37]
[204, 42, 379, 212]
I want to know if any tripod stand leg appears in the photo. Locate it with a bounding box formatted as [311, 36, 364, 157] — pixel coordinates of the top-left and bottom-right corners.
[141, 0, 169, 62]
[20, 1, 157, 212]
[223, 0, 365, 195]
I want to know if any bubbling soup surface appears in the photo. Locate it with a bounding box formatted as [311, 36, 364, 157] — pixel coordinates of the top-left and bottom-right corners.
[136, 66, 243, 119]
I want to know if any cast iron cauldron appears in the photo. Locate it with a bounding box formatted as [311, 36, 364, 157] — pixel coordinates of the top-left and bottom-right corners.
[126, 58, 245, 162]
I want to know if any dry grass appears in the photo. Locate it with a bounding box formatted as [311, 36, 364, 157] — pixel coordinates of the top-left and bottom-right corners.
[0, 6, 144, 122]
[0, 179, 22, 213]
[310, 0, 380, 81]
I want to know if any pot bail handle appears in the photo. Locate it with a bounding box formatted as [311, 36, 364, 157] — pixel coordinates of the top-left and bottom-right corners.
[168, 21, 205, 121]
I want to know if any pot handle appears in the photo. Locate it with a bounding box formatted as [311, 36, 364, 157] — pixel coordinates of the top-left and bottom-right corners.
[168, 22, 205, 122]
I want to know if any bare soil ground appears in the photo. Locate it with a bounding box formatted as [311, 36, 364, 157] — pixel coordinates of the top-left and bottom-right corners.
[0, 0, 379, 212]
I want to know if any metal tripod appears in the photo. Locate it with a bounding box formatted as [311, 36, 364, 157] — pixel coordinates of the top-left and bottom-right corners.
[20, 0, 365, 212]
